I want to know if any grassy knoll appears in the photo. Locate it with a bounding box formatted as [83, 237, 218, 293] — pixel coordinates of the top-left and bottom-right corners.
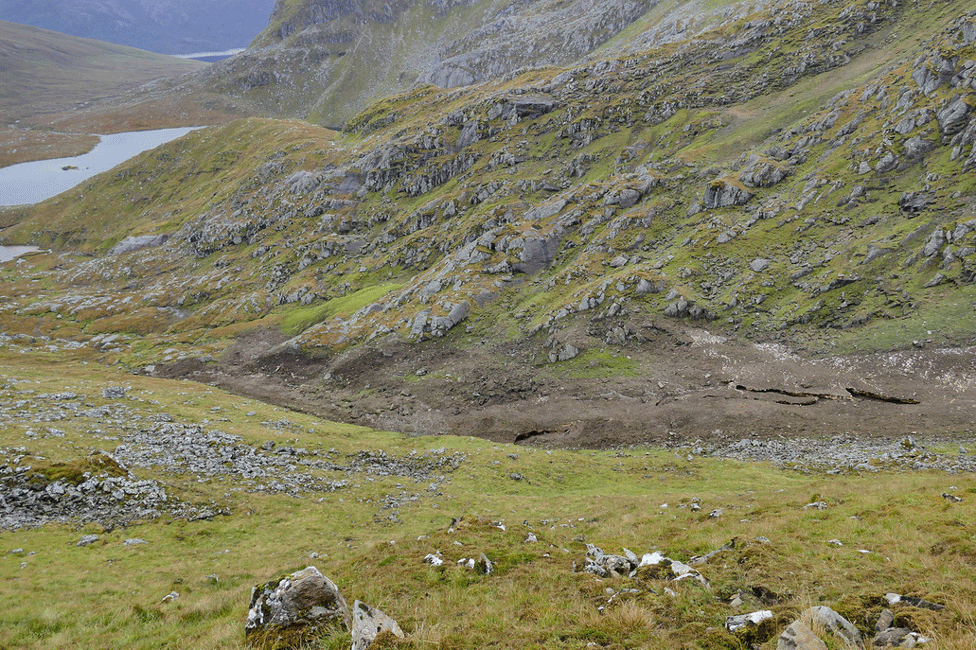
[1, 349, 974, 649]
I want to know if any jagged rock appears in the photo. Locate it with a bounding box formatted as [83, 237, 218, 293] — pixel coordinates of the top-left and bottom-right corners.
[904, 136, 934, 159]
[456, 119, 482, 148]
[511, 94, 557, 119]
[549, 342, 580, 363]
[430, 302, 471, 336]
[899, 192, 931, 213]
[476, 553, 494, 575]
[924, 273, 945, 288]
[102, 386, 128, 400]
[76, 535, 99, 547]
[351, 601, 405, 650]
[923, 229, 946, 257]
[805, 606, 862, 647]
[875, 153, 899, 173]
[636, 278, 666, 294]
[739, 156, 789, 188]
[422, 553, 444, 567]
[637, 551, 710, 587]
[778, 621, 828, 650]
[876, 609, 895, 631]
[246, 567, 350, 649]
[511, 230, 564, 275]
[726, 610, 773, 632]
[664, 299, 690, 318]
[703, 178, 754, 209]
[884, 593, 944, 610]
[936, 95, 972, 140]
[604, 188, 642, 209]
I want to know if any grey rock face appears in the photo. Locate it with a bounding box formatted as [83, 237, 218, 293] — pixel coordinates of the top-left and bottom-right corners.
[937, 95, 972, 139]
[512, 230, 564, 275]
[549, 342, 580, 363]
[703, 179, 754, 209]
[246, 567, 350, 647]
[923, 228, 946, 257]
[351, 601, 405, 650]
[102, 386, 128, 400]
[750, 258, 770, 273]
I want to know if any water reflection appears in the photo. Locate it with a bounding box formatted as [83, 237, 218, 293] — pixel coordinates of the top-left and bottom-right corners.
[0, 245, 40, 262]
[0, 127, 201, 207]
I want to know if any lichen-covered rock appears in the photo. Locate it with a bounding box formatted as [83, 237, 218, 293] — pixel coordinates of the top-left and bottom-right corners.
[246, 567, 350, 649]
[777, 620, 827, 650]
[351, 601, 405, 650]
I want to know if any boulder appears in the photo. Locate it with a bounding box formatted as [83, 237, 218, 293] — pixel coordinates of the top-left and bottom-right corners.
[777, 620, 828, 650]
[246, 567, 350, 649]
[351, 601, 405, 650]
[512, 230, 564, 274]
[805, 606, 862, 647]
[726, 610, 773, 632]
[873, 627, 913, 647]
[923, 229, 946, 257]
[750, 258, 770, 273]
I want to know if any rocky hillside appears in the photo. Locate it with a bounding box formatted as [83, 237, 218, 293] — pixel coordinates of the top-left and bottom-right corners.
[2, 0, 976, 441]
[195, 0, 688, 126]
[0, 21, 205, 122]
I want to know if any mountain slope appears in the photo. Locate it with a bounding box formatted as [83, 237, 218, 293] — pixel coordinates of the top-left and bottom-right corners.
[0, 0, 276, 55]
[194, 0, 679, 126]
[0, 20, 206, 121]
[2, 0, 976, 443]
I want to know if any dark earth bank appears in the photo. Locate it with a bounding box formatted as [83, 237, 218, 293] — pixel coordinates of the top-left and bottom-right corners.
[154, 319, 976, 450]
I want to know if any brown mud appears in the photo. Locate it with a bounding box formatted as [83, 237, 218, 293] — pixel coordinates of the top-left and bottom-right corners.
[156, 319, 976, 449]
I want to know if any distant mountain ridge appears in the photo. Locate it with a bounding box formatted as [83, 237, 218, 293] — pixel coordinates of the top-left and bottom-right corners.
[0, 20, 204, 121]
[0, 0, 276, 55]
[197, 0, 667, 127]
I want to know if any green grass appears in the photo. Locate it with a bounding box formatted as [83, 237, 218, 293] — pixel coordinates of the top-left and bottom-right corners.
[280, 283, 404, 335]
[2, 351, 976, 649]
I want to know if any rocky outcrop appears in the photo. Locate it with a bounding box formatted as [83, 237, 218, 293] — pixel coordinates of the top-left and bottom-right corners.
[702, 178, 755, 209]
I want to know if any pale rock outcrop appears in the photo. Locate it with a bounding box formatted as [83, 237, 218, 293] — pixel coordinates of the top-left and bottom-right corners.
[351, 601, 405, 650]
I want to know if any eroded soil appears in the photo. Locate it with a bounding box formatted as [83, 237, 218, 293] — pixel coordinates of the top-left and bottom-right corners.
[157, 318, 976, 449]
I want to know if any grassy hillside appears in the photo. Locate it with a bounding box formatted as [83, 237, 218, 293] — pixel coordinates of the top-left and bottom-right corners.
[1, 347, 975, 649]
[2, 0, 975, 357]
[0, 21, 205, 121]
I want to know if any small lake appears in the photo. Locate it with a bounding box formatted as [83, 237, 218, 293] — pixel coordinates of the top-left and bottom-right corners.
[0, 245, 40, 262]
[0, 127, 201, 207]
